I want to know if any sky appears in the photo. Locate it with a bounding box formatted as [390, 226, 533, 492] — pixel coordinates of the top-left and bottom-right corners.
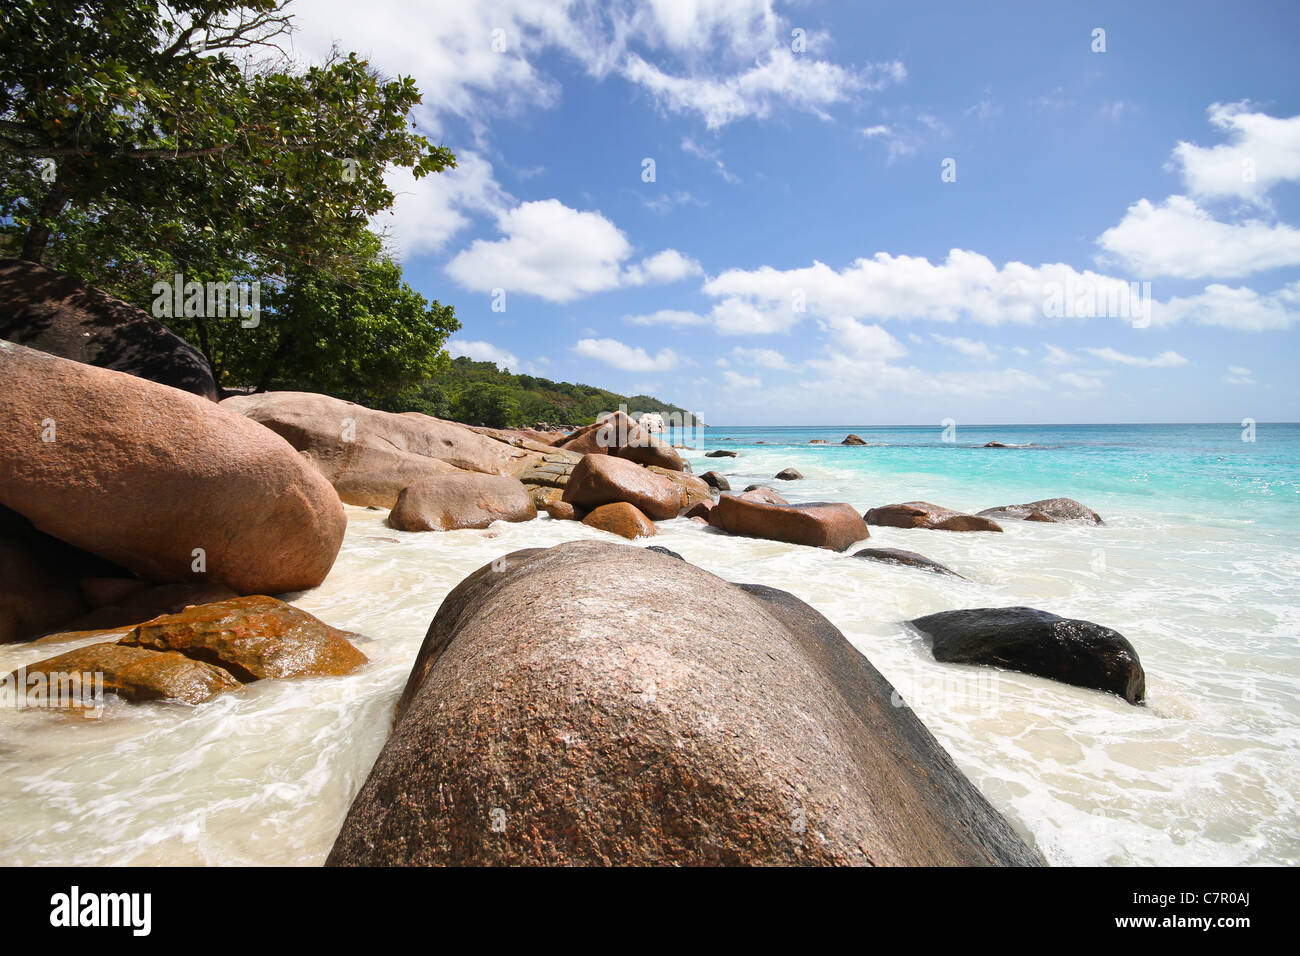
[289, 0, 1300, 425]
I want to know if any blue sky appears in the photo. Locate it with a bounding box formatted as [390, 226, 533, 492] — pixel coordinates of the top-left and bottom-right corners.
[294, 0, 1300, 425]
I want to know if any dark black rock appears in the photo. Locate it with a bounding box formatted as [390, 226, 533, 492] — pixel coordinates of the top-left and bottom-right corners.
[705, 449, 738, 458]
[700, 470, 730, 491]
[909, 606, 1145, 704]
[645, 545, 684, 561]
[775, 468, 803, 480]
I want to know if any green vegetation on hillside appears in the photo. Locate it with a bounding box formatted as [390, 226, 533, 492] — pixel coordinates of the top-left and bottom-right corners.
[371, 357, 698, 430]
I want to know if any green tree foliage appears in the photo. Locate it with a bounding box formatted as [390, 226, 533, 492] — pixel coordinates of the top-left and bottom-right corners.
[395, 357, 697, 430]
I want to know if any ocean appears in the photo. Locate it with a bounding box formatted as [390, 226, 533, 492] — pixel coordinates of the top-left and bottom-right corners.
[1, 422, 1297, 865]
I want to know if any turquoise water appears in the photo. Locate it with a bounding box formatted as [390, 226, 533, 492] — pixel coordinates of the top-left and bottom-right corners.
[680, 422, 1300, 530]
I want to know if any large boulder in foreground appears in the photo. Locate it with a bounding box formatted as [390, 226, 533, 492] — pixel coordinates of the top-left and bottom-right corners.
[388, 474, 537, 532]
[328, 541, 1039, 866]
[561, 454, 680, 521]
[222, 391, 547, 487]
[977, 498, 1103, 525]
[909, 606, 1145, 704]
[0, 258, 218, 400]
[708, 496, 869, 552]
[866, 501, 1003, 533]
[0, 342, 346, 594]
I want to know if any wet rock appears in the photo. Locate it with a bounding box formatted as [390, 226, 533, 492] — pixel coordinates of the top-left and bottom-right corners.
[842, 434, 867, 445]
[852, 548, 966, 578]
[684, 500, 714, 520]
[645, 546, 684, 561]
[977, 498, 1103, 525]
[388, 474, 537, 533]
[705, 449, 738, 458]
[909, 606, 1145, 705]
[647, 466, 712, 513]
[865, 502, 1003, 533]
[581, 502, 657, 540]
[14, 643, 241, 705]
[775, 468, 803, 480]
[327, 541, 1040, 866]
[739, 486, 789, 506]
[709, 496, 869, 551]
[700, 470, 730, 492]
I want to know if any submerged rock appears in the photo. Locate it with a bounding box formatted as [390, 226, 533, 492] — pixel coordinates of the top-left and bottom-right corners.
[388, 474, 537, 532]
[582, 502, 657, 540]
[853, 548, 966, 578]
[709, 496, 869, 551]
[327, 541, 1040, 866]
[704, 449, 738, 458]
[842, 434, 867, 445]
[977, 498, 1103, 525]
[865, 501, 1003, 533]
[17, 643, 241, 706]
[909, 606, 1145, 704]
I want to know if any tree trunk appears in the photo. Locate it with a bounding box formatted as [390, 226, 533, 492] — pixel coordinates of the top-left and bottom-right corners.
[19, 184, 68, 263]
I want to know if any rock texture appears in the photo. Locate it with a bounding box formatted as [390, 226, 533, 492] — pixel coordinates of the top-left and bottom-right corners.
[0, 342, 346, 594]
[865, 502, 1003, 533]
[581, 502, 657, 539]
[16, 643, 242, 705]
[558, 412, 685, 471]
[0, 258, 218, 400]
[15, 595, 367, 706]
[561, 454, 681, 521]
[842, 434, 867, 445]
[977, 498, 1103, 525]
[700, 470, 730, 491]
[222, 392, 560, 502]
[647, 466, 712, 513]
[327, 541, 1040, 866]
[704, 449, 737, 458]
[909, 606, 1145, 704]
[388, 474, 537, 532]
[738, 486, 789, 506]
[775, 468, 803, 480]
[709, 496, 870, 551]
[853, 548, 966, 578]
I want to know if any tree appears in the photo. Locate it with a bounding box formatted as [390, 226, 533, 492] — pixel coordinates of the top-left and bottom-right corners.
[0, 0, 453, 282]
[454, 383, 521, 429]
[166, 232, 460, 398]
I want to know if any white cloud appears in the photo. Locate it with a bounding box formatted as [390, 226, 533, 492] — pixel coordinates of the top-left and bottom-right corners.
[1153, 281, 1300, 331]
[1042, 345, 1076, 365]
[625, 248, 703, 285]
[722, 370, 762, 389]
[1098, 196, 1300, 279]
[1223, 366, 1256, 385]
[731, 346, 791, 369]
[703, 250, 1146, 328]
[1083, 347, 1189, 368]
[681, 137, 740, 183]
[1171, 102, 1300, 204]
[446, 199, 693, 301]
[448, 338, 520, 370]
[573, 337, 680, 371]
[624, 309, 709, 327]
[1058, 372, 1105, 391]
[930, 334, 996, 361]
[625, 49, 904, 129]
[373, 151, 511, 259]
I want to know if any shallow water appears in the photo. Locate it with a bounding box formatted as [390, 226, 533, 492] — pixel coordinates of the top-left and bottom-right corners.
[1, 423, 1297, 866]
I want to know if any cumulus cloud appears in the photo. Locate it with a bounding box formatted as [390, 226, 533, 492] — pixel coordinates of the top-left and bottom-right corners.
[374, 152, 511, 259]
[1098, 195, 1300, 279]
[1171, 102, 1300, 205]
[1153, 281, 1300, 331]
[446, 200, 695, 301]
[573, 337, 680, 371]
[623, 309, 709, 327]
[447, 338, 520, 370]
[731, 346, 791, 369]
